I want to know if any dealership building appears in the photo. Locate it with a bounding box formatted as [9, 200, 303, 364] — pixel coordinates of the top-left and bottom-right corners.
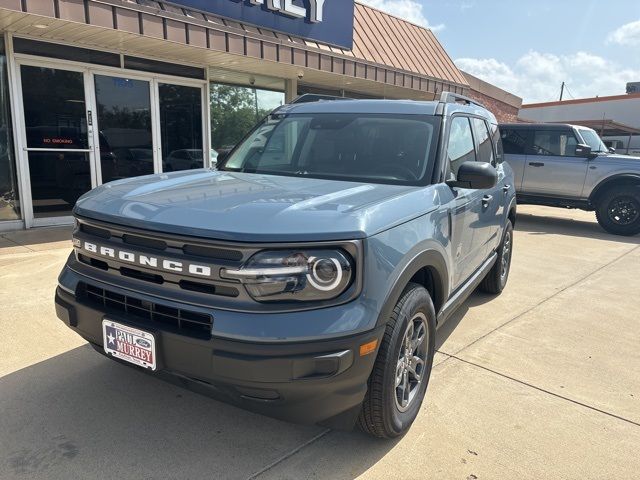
[0, 0, 510, 230]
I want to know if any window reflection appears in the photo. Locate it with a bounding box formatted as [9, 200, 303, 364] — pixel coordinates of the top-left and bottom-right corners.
[210, 84, 284, 160]
[159, 84, 204, 171]
[21, 66, 88, 150]
[0, 37, 20, 221]
[29, 151, 91, 218]
[95, 75, 154, 183]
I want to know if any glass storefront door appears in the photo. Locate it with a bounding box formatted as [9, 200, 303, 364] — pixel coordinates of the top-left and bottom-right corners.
[19, 64, 94, 221]
[16, 59, 206, 227]
[94, 74, 154, 184]
[158, 83, 204, 171]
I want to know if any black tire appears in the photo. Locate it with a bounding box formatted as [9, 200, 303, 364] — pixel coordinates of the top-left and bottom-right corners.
[479, 220, 513, 295]
[357, 283, 436, 438]
[595, 186, 640, 236]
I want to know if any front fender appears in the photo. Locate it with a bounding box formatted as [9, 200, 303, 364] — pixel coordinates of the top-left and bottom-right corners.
[364, 211, 451, 330]
[589, 173, 640, 203]
[373, 246, 449, 328]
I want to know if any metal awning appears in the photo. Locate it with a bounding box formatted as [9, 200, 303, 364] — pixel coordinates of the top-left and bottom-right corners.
[0, 0, 469, 99]
[552, 119, 640, 137]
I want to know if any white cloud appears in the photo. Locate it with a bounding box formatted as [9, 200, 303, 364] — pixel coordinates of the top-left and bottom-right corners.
[456, 51, 640, 104]
[357, 0, 445, 31]
[607, 19, 640, 46]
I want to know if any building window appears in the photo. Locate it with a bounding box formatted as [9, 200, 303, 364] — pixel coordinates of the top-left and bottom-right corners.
[0, 36, 20, 221]
[210, 84, 285, 158]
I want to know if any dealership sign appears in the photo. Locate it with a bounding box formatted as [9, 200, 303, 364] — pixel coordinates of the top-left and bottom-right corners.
[170, 0, 354, 49]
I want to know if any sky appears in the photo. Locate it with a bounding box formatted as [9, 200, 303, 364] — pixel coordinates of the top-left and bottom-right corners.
[358, 0, 640, 104]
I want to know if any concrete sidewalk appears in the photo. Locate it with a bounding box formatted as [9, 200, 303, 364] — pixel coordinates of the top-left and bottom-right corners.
[1, 206, 639, 479]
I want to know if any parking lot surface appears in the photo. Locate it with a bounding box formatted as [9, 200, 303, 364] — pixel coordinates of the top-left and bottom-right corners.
[1, 205, 639, 480]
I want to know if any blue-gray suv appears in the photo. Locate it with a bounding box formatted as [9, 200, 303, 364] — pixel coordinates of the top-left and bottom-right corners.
[55, 93, 517, 438]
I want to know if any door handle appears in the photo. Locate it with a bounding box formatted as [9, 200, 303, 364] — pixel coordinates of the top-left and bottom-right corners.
[482, 195, 493, 207]
[503, 185, 511, 194]
[528, 162, 545, 167]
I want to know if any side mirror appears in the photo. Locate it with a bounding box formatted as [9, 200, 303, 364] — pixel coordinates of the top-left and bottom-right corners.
[447, 161, 498, 190]
[608, 147, 616, 154]
[575, 144, 594, 158]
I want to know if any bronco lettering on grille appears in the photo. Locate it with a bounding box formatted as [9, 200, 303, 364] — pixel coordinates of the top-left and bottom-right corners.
[76, 240, 213, 277]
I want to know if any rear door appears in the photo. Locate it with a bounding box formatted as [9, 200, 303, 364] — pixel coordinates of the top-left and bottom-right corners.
[445, 116, 492, 289]
[522, 127, 588, 197]
[472, 118, 504, 253]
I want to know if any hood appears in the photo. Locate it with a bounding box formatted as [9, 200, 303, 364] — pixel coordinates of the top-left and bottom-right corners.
[599, 153, 640, 163]
[74, 170, 437, 242]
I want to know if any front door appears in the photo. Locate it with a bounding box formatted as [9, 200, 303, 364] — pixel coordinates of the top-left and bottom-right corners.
[18, 64, 96, 225]
[522, 128, 588, 198]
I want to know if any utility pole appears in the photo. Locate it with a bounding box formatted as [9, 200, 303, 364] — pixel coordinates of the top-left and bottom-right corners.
[559, 82, 565, 101]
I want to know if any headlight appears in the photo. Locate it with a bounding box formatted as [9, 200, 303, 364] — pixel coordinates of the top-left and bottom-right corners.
[221, 249, 354, 302]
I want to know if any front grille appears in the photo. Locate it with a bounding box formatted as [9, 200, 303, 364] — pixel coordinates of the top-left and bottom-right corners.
[74, 218, 246, 300]
[79, 283, 213, 339]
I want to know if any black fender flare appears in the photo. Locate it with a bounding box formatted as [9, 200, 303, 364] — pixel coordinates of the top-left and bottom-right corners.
[506, 195, 517, 226]
[375, 247, 450, 328]
[589, 174, 640, 204]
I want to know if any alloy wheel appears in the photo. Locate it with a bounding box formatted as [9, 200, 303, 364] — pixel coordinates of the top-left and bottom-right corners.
[501, 230, 512, 279]
[395, 313, 429, 412]
[608, 197, 640, 226]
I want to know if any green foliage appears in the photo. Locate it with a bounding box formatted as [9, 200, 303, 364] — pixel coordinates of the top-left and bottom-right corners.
[210, 84, 272, 150]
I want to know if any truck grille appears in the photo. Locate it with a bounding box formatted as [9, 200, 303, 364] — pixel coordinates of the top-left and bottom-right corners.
[73, 218, 248, 302]
[79, 283, 213, 339]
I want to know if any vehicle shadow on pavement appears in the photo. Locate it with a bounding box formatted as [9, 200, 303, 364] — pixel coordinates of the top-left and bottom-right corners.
[515, 213, 640, 244]
[434, 292, 495, 351]
[0, 345, 331, 480]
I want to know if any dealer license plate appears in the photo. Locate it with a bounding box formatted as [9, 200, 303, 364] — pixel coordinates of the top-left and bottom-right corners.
[102, 319, 157, 371]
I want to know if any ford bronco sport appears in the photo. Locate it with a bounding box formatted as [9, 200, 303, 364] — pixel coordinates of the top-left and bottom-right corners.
[55, 93, 517, 438]
[501, 123, 640, 236]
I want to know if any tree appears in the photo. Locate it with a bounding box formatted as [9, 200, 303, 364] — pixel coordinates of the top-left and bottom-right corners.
[210, 85, 271, 151]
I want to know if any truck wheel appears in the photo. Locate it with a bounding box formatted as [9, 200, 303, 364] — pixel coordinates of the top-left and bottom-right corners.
[595, 186, 640, 236]
[479, 220, 513, 294]
[357, 283, 436, 438]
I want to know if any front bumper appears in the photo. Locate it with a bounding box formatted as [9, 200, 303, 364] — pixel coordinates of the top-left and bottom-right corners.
[55, 285, 383, 429]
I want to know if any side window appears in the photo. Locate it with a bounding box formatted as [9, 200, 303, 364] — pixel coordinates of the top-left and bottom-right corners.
[447, 117, 476, 176]
[472, 118, 495, 164]
[490, 123, 504, 163]
[532, 130, 579, 157]
[501, 128, 527, 155]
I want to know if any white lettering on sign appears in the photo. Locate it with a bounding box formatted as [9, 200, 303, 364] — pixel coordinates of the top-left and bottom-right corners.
[246, 0, 325, 23]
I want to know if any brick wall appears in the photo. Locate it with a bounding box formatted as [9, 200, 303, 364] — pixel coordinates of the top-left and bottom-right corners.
[468, 90, 520, 123]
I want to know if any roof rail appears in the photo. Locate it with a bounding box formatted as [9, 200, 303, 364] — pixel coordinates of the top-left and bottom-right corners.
[439, 91, 486, 109]
[291, 93, 352, 104]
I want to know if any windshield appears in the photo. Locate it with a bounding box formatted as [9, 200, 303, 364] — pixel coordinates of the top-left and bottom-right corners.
[221, 113, 440, 185]
[579, 129, 608, 153]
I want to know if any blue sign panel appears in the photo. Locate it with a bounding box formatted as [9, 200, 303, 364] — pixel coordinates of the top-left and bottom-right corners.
[170, 0, 354, 49]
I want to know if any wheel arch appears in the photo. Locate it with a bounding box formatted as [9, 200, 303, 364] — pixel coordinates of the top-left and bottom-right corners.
[375, 249, 449, 329]
[590, 174, 640, 205]
[507, 197, 517, 228]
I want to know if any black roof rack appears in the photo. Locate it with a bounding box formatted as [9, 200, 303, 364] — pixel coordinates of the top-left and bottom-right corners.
[439, 91, 486, 109]
[290, 93, 352, 104]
